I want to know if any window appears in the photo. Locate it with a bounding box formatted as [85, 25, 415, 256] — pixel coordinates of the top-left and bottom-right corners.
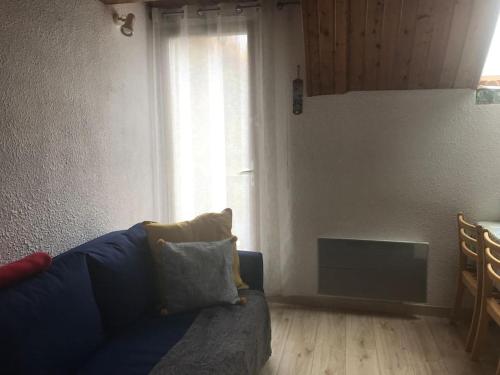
[478, 11, 500, 104]
[153, 6, 292, 294]
[164, 21, 255, 250]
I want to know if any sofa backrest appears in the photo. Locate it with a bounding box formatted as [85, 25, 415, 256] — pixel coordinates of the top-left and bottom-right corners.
[0, 252, 105, 374]
[0, 223, 158, 374]
[68, 222, 158, 332]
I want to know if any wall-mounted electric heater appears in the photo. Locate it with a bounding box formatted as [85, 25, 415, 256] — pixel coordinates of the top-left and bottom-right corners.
[318, 237, 428, 303]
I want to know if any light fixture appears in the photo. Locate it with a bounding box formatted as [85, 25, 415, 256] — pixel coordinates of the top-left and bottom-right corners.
[113, 13, 135, 37]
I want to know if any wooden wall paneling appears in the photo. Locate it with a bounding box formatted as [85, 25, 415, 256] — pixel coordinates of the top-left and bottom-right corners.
[438, 0, 474, 88]
[348, 0, 368, 90]
[363, 0, 385, 90]
[391, 0, 419, 89]
[318, 0, 336, 94]
[378, 0, 403, 90]
[407, 0, 434, 89]
[454, 0, 500, 88]
[334, 0, 348, 93]
[302, 0, 322, 96]
[422, 0, 455, 89]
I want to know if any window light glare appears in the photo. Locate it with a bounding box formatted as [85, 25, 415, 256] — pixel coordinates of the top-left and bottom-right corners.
[480, 11, 500, 83]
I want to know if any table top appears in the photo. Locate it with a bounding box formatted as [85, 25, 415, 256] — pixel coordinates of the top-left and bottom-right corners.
[478, 221, 500, 241]
[478, 222, 500, 288]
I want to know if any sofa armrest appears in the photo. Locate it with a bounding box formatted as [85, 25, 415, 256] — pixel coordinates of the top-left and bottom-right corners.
[238, 251, 264, 292]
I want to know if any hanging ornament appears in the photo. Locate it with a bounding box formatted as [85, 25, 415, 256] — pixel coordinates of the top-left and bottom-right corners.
[293, 65, 303, 115]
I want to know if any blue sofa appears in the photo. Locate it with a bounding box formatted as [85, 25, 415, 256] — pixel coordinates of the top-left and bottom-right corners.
[0, 223, 266, 375]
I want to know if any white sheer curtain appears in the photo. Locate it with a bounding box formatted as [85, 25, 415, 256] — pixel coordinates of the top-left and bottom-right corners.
[152, 3, 292, 295]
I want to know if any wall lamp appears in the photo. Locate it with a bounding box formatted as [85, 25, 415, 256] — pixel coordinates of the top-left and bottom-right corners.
[113, 13, 135, 37]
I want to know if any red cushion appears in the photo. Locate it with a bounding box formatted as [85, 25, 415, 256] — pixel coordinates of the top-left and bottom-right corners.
[0, 252, 52, 288]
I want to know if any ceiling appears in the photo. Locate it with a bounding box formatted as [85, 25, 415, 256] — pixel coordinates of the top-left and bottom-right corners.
[302, 0, 500, 96]
[101, 0, 500, 96]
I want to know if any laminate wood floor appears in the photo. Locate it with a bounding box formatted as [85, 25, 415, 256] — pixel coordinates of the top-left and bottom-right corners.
[260, 303, 500, 375]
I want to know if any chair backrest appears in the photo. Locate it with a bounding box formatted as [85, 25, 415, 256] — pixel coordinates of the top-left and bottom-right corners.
[483, 230, 500, 297]
[457, 213, 478, 263]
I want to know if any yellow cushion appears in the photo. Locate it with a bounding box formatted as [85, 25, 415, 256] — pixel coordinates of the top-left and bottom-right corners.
[144, 208, 248, 289]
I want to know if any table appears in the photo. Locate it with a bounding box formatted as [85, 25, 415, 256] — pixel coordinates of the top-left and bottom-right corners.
[477, 221, 500, 288]
[478, 221, 500, 242]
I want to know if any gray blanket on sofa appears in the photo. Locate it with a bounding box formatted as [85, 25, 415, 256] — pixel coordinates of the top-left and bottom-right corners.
[149, 290, 271, 375]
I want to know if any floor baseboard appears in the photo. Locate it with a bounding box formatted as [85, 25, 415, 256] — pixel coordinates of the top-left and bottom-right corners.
[267, 294, 452, 318]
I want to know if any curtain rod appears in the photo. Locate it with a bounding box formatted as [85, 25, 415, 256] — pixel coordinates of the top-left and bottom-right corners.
[161, 3, 259, 16]
[160, 1, 300, 16]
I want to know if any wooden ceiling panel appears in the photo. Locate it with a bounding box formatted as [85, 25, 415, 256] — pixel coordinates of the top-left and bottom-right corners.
[439, 0, 475, 88]
[363, 0, 384, 90]
[407, 0, 434, 89]
[302, 0, 500, 96]
[334, 0, 348, 94]
[378, 0, 402, 89]
[317, 0, 334, 94]
[391, 0, 418, 90]
[303, 0, 321, 95]
[422, 0, 454, 88]
[454, 0, 500, 88]
[348, 0, 366, 91]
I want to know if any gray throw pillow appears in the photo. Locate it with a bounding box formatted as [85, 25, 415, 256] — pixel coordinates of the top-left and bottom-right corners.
[156, 238, 240, 313]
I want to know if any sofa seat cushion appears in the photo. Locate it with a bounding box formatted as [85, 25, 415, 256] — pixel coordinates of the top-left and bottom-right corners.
[148, 290, 271, 375]
[69, 223, 158, 332]
[0, 253, 104, 375]
[77, 311, 198, 375]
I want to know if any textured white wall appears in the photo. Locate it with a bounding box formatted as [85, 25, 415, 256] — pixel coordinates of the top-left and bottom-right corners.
[0, 1, 156, 263]
[287, 90, 500, 306]
[1, 2, 498, 308]
[276, 8, 500, 306]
